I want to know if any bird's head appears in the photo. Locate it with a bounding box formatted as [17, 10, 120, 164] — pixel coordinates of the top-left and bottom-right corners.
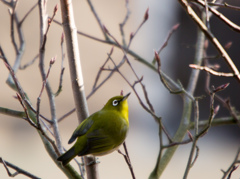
[103, 93, 131, 116]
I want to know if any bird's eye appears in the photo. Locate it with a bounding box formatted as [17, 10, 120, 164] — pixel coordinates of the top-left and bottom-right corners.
[112, 99, 119, 106]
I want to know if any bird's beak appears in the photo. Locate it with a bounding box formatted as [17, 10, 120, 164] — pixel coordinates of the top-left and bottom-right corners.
[122, 92, 131, 101]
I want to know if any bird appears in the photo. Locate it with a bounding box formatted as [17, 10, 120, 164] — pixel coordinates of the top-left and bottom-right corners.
[57, 93, 130, 166]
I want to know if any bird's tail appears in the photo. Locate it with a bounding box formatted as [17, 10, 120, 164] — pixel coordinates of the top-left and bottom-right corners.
[57, 146, 76, 166]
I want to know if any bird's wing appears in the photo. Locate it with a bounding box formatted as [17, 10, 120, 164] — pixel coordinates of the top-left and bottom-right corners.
[78, 128, 115, 156]
[68, 116, 94, 144]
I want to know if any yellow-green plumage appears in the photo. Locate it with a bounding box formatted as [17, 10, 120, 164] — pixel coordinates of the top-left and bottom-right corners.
[57, 93, 130, 166]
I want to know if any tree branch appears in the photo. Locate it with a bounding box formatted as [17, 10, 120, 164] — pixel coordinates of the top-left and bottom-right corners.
[0, 157, 40, 179]
[59, 0, 98, 178]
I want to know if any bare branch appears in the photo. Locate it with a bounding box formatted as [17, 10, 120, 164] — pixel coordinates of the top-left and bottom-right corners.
[208, 2, 240, 11]
[221, 148, 240, 179]
[189, 64, 234, 77]
[19, 54, 39, 70]
[196, 0, 240, 33]
[119, 0, 131, 47]
[59, 0, 98, 178]
[55, 33, 66, 96]
[19, 2, 38, 27]
[0, 158, 40, 179]
[118, 142, 136, 179]
[38, 0, 62, 154]
[16, 93, 38, 129]
[57, 108, 76, 124]
[86, 0, 108, 40]
[153, 23, 180, 65]
[179, 0, 240, 82]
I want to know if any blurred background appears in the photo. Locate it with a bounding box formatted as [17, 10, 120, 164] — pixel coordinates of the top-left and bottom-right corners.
[0, 0, 240, 178]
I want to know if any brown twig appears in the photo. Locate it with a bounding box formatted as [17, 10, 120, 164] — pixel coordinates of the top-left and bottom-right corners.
[208, 2, 240, 11]
[37, 57, 56, 126]
[19, 2, 38, 27]
[52, 18, 157, 72]
[196, 0, 240, 32]
[183, 98, 200, 178]
[38, 1, 63, 154]
[16, 93, 38, 129]
[118, 142, 136, 179]
[189, 64, 234, 77]
[127, 7, 149, 48]
[86, 0, 108, 40]
[155, 51, 185, 94]
[4, 60, 60, 155]
[221, 148, 240, 179]
[119, 0, 131, 47]
[152, 23, 180, 64]
[55, 33, 66, 96]
[92, 47, 114, 90]
[1, 48, 52, 123]
[183, 82, 224, 178]
[104, 23, 159, 116]
[202, 44, 240, 127]
[179, 0, 240, 82]
[40, 4, 58, 50]
[0, 46, 10, 64]
[204, 0, 210, 29]
[190, 146, 199, 168]
[57, 108, 76, 124]
[47, 15, 201, 103]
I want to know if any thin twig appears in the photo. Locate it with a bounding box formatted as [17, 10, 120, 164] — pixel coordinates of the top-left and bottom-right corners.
[183, 99, 200, 178]
[55, 33, 66, 96]
[189, 64, 234, 77]
[9, 6, 18, 55]
[5, 60, 60, 155]
[38, 1, 62, 154]
[37, 57, 56, 125]
[2, 51, 51, 124]
[179, 0, 240, 82]
[57, 108, 76, 123]
[86, 0, 108, 39]
[92, 47, 114, 90]
[152, 23, 180, 64]
[119, 0, 131, 47]
[203, 54, 240, 126]
[204, 0, 210, 29]
[19, 54, 39, 70]
[5, 1, 26, 91]
[221, 148, 240, 179]
[208, 2, 240, 11]
[16, 93, 38, 129]
[0, 157, 40, 179]
[155, 51, 183, 93]
[19, 2, 38, 27]
[127, 7, 149, 48]
[87, 48, 126, 100]
[0, 46, 10, 64]
[118, 142, 136, 179]
[183, 83, 226, 178]
[190, 146, 199, 168]
[196, 0, 240, 32]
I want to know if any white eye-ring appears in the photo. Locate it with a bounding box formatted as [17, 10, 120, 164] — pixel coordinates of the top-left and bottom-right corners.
[112, 99, 119, 106]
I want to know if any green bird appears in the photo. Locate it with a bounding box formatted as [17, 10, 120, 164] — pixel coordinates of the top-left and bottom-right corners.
[57, 93, 130, 166]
